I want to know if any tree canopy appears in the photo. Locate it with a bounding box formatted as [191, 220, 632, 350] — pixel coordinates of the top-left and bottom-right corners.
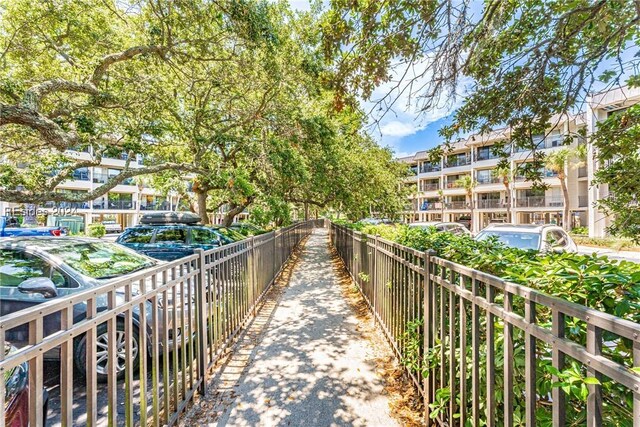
[322, 0, 640, 236]
[0, 0, 409, 224]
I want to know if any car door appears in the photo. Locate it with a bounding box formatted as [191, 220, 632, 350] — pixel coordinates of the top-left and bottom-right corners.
[0, 249, 78, 346]
[147, 227, 191, 261]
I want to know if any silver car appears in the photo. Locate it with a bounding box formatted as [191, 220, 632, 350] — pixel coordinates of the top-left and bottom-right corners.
[475, 224, 578, 252]
[408, 221, 472, 236]
[0, 237, 193, 382]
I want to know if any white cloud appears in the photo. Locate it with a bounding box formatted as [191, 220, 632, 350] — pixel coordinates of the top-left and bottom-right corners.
[379, 121, 418, 138]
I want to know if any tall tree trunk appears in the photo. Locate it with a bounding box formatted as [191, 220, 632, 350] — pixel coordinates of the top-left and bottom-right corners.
[304, 202, 309, 221]
[196, 191, 210, 225]
[222, 197, 253, 227]
[559, 172, 571, 231]
[467, 190, 474, 233]
[503, 180, 512, 223]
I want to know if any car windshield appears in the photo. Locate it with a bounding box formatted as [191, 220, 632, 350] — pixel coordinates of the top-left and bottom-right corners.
[214, 227, 244, 242]
[45, 241, 156, 279]
[476, 230, 541, 251]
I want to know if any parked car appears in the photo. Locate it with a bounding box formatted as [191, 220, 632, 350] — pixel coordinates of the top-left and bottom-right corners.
[455, 215, 472, 230]
[0, 237, 189, 382]
[229, 222, 266, 236]
[117, 212, 238, 261]
[213, 226, 245, 242]
[475, 224, 578, 252]
[4, 344, 49, 427]
[408, 221, 471, 236]
[0, 216, 64, 237]
[101, 220, 122, 234]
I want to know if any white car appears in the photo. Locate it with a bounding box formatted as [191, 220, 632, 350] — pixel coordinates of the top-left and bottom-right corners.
[408, 221, 472, 236]
[475, 224, 578, 252]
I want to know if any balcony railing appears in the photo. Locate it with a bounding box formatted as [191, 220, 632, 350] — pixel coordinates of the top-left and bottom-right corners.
[421, 183, 440, 191]
[92, 173, 136, 185]
[515, 170, 559, 181]
[419, 164, 441, 173]
[447, 201, 469, 209]
[43, 201, 91, 209]
[93, 200, 136, 210]
[475, 150, 505, 161]
[140, 202, 171, 211]
[71, 171, 90, 181]
[578, 166, 588, 178]
[514, 138, 563, 153]
[476, 176, 502, 185]
[476, 199, 504, 209]
[446, 181, 465, 189]
[444, 155, 471, 168]
[516, 196, 563, 208]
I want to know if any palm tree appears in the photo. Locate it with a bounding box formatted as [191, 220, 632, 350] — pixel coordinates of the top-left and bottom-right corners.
[544, 148, 571, 230]
[491, 165, 513, 223]
[455, 175, 477, 232]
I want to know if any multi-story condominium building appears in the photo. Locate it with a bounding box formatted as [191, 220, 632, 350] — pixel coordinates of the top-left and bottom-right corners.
[400, 85, 640, 236]
[0, 148, 187, 231]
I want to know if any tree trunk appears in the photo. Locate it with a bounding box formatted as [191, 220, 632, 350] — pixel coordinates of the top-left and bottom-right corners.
[222, 197, 253, 227]
[467, 190, 474, 233]
[503, 181, 512, 223]
[196, 191, 210, 225]
[559, 173, 571, 231]
[304, 202, 309, 221]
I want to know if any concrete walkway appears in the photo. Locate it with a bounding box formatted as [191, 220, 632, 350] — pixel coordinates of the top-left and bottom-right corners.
[185, 228, 398, 427]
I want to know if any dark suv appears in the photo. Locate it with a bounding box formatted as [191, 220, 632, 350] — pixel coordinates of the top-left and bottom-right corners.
[116, 212, 244, 261]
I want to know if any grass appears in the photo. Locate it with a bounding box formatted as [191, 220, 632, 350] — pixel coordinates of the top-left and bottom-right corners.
[571, 235, 640, 251]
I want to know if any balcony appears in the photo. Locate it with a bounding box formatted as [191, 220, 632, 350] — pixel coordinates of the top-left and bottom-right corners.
[447, 201, 469, 209]
[93, 173, 136, 185]
[477, 199, 504, 209]
[444, 155, 471, 168]
[43, 201, 91, 209]
[420, 201, 442, 211]
[515, 169, 559, 181]
[475, 150, 505, 161]
[420, 183, 439, 192]
[71, 171, 90, 181]
[93, 200, 135, 210]
[445, 181, 465, 189]
[476, 176, 502, 185]
[514, 138, 563, 153]
[140, 201, 171, 211]
[516, 196, 563, 208]
[578, 166, 588, 178]
[419, 163, 441, 173]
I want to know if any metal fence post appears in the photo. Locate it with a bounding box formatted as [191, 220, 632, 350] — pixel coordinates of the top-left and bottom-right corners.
[195, 249, 209, 396]
[250, 236, 257, 316]
[423, 249, 435, 423]
[372, 235, 378, 316]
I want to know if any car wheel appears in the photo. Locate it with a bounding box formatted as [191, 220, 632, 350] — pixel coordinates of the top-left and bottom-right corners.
[74, 319, 140, 383]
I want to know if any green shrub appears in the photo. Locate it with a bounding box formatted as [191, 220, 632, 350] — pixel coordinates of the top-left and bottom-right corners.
[87, 223, 106, 238]
[571, 225, 588, 235]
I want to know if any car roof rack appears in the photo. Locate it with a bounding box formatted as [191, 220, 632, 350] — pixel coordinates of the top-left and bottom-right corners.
[139, 212, 201, 225]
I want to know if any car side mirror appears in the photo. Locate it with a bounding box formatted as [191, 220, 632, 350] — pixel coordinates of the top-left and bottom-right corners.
[18, 277, 58, 298]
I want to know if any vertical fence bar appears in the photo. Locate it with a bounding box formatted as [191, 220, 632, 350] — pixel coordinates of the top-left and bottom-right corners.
[503, 291, 514, 427]
[60, 305, 74, 427]
[28, 317, 43, 427]
[634, 339, 640, 427]
[196, 249, 209, 395]
[86, 298, 98, 427]
[486, 284, 496, 427]
[106, 291, 117, 427]
[586, 324, 603, 427]
[423, 250, 433, 422]
[448, 269, 456, 423]
[459, 274, 468, 423]
[552, 309, 566, 426]
[471, 278, 480, 426]
[524, 299, 536, 427]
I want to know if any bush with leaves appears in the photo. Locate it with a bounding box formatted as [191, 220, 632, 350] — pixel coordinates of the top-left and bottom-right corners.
[87, 223, 106, 238]
[338, 221, 640, 424]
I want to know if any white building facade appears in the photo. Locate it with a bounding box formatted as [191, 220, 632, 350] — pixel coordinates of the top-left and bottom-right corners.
[400, 86, 640, 236]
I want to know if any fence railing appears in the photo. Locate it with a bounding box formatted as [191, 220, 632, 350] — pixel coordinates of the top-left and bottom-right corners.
[330, 222, 640, 426]
[0, 220, 320, 427]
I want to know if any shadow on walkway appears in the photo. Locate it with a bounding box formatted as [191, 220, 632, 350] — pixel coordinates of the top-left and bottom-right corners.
[182, 228, 398, 427]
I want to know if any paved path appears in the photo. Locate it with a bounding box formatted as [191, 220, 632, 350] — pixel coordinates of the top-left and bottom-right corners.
[186, 228, 398, 427]
[578, 245, 640, 263]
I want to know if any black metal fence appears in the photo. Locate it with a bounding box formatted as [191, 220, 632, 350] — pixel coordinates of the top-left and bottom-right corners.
[330, 222, 640, 426]
[0, 220, 320, 427]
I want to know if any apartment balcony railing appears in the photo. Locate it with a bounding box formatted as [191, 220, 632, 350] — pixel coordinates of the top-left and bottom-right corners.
[92, 173, 136, 185]
[43, 201, 91, 209]
[71, 171, 90, 181]
[420, 202, 442, 211]
[514, 139, 563, 153]
[447, 201, 470, 209]
[475, 151, 505, 161]
[93, 200, 136, 210]
[419, 164, 441, 173]
[516, 196, 563, 208]
[444, 156, 471, 168]
[140, 202, 171, 211]
[515, 170, 559, 181]
[421, 183, 440, 191]
[578, 195, 589, 207]
[476, 199, 504, 209]
[476, 176, 502, 185]
[446, 181, 464, 189]
[578, 166, 588, 178]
